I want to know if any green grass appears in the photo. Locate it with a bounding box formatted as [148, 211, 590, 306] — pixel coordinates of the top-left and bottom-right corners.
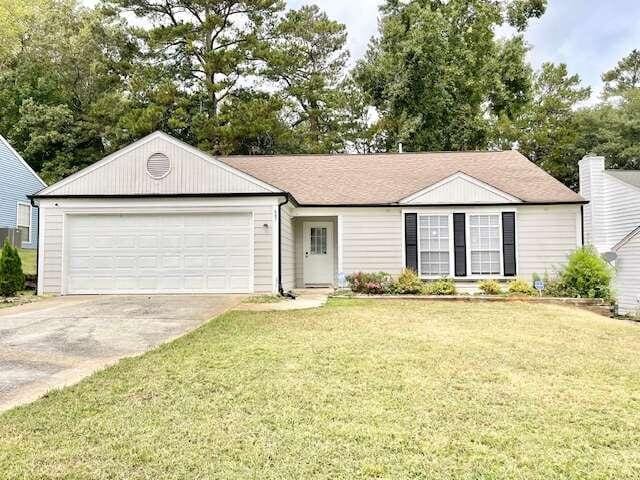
[16, 248, 36, 275]
[1, 299, 640, 479]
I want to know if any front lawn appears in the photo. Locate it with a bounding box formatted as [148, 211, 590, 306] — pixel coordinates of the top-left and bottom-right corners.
[1, 300, 639, 479]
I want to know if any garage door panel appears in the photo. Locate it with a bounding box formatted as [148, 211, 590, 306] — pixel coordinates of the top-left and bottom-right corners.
[163, 235, 181, 248]
[65, 213, 253, 294]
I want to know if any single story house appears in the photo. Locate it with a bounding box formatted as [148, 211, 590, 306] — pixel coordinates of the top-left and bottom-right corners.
[0, 134, 46, 249]
[580, 156, 640, 315]
[32, 131, 585, 295]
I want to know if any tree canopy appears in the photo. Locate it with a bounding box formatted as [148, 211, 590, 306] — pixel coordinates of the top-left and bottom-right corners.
[0, 0, 638, 191]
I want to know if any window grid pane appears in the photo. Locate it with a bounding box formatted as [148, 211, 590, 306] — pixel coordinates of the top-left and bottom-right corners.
[419, 215, 450, 276]
[310, 227, 327, 255]
[469, 214, 500, 275]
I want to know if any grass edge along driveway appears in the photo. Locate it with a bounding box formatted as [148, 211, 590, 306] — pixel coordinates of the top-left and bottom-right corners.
[1, 299, 639, 479]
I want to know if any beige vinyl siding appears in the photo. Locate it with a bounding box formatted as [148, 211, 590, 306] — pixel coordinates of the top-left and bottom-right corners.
[517, 204, 581, 279]
[41, 135, 273, 196]
[405, 175, 518, 204]
[341, 208, 403, 276]
[280, 203, 295, 291]
[253, 207, 275, 293]
[38, 198, 276, 295]
[41, 209, 64, 293]
[615, 235, 640, 315]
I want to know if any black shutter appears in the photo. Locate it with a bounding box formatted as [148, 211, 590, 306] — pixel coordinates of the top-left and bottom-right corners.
[502, 212, 517, 276]
[453, 213, 466, 277]
[405, 213, 418, 272]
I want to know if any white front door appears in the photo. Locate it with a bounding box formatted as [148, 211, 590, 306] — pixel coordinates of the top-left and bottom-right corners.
[303, 221, 334, 286]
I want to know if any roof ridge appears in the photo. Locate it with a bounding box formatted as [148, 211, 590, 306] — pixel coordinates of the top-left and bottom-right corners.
[221, 150, 516, 160]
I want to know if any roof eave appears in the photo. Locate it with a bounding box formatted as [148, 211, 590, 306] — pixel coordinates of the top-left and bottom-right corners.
[295, 200, 588, 208]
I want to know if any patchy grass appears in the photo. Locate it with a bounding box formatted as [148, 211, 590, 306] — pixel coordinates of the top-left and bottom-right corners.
[0, 291, 39, 310]
[1, 300, 639, 479]
[16, 248, 36, 276]
[242, 294, 283, 304]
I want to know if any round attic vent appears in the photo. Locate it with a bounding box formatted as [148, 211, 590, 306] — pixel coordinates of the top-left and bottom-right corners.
[146, 152, 171, 179]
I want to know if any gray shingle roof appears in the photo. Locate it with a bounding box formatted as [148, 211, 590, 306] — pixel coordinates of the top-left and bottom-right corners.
[606, 170, 640, 189]
[222, 150, 584, 205]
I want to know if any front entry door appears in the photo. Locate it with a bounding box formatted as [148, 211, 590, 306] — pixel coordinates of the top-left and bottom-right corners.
[303, 221, 334, 286]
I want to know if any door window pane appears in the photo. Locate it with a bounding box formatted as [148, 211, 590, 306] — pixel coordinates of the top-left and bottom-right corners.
[310, 227, 327, 254]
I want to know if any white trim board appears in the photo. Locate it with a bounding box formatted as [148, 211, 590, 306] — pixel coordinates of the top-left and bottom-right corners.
[38, 131, 283, 196]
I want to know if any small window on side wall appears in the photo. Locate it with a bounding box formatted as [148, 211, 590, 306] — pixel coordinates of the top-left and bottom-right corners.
[16, 202, 31, 245]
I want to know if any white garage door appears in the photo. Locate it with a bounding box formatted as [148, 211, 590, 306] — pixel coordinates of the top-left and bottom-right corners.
[65, 213, 252, 294]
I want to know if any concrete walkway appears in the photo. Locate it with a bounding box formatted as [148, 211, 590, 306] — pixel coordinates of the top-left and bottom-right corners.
[236, 288, 332, 311]
[0, 294, 244, 413]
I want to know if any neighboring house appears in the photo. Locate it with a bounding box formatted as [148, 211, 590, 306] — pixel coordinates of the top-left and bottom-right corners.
[580, 156, 640, 315]
[32, 131, 585, 296]
[0, 135, 46, 249]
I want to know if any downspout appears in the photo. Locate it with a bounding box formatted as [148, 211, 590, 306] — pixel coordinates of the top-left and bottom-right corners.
[277, 194, 292, 297]
[581, 205, 585, 247]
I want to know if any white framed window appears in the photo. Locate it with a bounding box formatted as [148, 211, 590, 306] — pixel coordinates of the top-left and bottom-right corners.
[16, 202, 32, 244]
[418, 215, 450, 276]
[469, 214, 501, 275]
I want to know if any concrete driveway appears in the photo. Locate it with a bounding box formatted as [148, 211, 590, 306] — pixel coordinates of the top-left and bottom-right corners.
[0, 295, 244, 413]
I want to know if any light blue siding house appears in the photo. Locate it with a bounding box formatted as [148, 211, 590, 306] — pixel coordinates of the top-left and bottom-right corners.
[0, 135, 46, 249]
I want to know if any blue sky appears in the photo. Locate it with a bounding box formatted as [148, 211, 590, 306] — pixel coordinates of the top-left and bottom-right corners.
[288, 0, 640, 100]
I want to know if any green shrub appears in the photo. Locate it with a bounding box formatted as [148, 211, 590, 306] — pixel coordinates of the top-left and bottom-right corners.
[424, 278, 456, 295]
[538, 272, 569, 298]
[0, 239, 25, 297]
[347, 272, 394, 295]
[507, 278, 536, 296]
[391, 269, 425, 294]
[560, 247, 613, 299]
[478, 279, 503, 295]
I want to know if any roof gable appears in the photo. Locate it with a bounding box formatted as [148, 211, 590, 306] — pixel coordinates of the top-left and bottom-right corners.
[0, 135, 46, 187]
[38, 132, 280, 196]
[400, 172, 521, 204]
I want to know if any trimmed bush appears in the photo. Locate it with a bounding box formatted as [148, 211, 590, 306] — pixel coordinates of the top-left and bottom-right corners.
[560, 247, 613, 299]
[537, 272, 568, 298]
[424, 278, 456, 295]
[507, 278, 536, 296]
[0, 239, 25, 297]
[347, 272, 394, 295]
[478, 279, 503, 295]
[391, 269, 425, 294]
